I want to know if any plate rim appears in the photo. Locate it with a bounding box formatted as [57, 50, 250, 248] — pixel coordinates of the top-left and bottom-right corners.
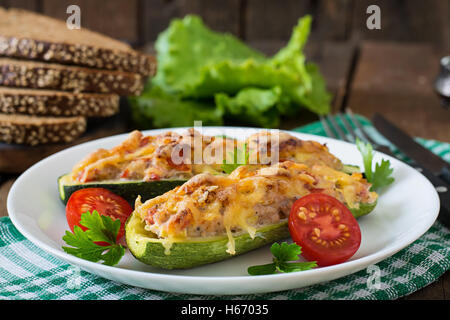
[6, 126, 440, 294]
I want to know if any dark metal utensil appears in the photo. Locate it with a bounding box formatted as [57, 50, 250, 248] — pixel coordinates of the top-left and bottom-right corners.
[372, 114, 450, 184]
[372, 113, 450, 228]
[434, 55, 450, 108]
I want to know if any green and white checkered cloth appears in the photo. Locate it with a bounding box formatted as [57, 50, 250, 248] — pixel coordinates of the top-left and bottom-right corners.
[1, 115, 449, 300]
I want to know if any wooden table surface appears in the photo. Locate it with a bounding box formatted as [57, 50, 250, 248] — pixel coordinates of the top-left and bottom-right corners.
[0, 40, 448, 299]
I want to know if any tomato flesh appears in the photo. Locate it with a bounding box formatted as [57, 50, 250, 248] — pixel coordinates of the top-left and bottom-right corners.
[288, 193, 361, 267]
[66, 188, 133, 242]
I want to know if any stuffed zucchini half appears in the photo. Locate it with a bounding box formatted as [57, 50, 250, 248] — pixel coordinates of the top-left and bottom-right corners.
[126, 161, 378, 269]
[58, 129, 348, 204]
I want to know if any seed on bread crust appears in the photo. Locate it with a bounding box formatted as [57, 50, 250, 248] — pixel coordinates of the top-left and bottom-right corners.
[0, 58, 145, 96]
[0, 114, 86, 146]
[0, 87, 119, 117]
[0, 8, 156, 76]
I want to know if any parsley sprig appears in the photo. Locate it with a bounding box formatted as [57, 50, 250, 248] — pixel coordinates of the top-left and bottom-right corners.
[248, 242, 317, 275]
[221, 143, 250, 174]
[62, 211, 125, 266]
[356, 138, 395, 191]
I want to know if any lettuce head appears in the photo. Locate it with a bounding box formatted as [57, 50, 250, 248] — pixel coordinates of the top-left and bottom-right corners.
[130, 15, 331, 128]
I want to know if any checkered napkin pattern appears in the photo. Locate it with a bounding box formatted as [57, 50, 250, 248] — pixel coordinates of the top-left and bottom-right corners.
[0, 115, 449, 300]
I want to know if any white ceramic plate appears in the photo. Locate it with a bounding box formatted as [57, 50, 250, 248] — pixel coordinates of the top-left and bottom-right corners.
[7, 127, 440, 295]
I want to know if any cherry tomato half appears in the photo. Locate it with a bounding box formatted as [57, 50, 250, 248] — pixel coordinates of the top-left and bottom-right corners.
[66, 188, 133, 242]
[288, 193, 361, 267]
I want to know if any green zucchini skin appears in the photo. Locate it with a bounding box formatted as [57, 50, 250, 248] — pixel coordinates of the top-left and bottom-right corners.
[125, 212, 290, 269]
[57, 174, 187, 205]
[349, 200, 377, 219]
[125, 199, 377, 270]
[342, 164, 361, 175]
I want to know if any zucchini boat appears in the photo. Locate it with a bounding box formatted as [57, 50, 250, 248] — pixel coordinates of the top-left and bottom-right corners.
[58, 163, 362, 205]
[126, 205, 376, 270]
[126, 161, 378, 269]
[58, 129, 353, 204]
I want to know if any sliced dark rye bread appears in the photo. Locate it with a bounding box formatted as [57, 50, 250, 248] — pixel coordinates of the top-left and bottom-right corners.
[0, 58, 145, 96]
[0, 8, 156, 77]
[0, 113, 86, 145]
[0, 87, 119, 117]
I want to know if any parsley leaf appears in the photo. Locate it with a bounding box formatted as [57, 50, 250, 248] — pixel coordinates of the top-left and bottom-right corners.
[221, 143, 250, 174]
[371, 159, 395, 191]
[356, 138, 395, 191]
[247, 263, 277, 275]
[356, 138, 374, 182]
[80, 211, 120, 244]
[271, 242, 301, 262]
[62, 211, 125, 266]
[248, 242, 317, 275]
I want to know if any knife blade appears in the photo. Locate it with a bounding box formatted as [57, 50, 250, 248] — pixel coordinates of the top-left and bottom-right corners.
[372, 113, 450, 184]
[372, 113, 450, 227]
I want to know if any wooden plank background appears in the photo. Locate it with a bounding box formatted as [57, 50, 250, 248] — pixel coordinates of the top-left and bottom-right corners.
[0, 0, 448, 50]
[0, 0, 449, 300]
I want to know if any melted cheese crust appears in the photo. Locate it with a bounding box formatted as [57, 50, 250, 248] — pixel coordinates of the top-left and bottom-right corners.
[69, 129, 343, 183]
[134, 161, 377, 254]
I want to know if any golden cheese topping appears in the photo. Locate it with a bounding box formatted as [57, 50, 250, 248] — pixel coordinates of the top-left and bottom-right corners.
[247, 131, 343, 170]
[68, 129, 343, 183]
[134, 161, 377, 255]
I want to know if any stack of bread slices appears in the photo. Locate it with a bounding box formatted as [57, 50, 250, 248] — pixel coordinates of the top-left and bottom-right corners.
[0, 8, 156, 146]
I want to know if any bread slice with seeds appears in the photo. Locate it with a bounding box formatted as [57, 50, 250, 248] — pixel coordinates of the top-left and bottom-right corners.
[0, 87, 119, 117]
[0, 58, 145, 96]
[0, 113, 86, 145]
[0, 8, 156, 77]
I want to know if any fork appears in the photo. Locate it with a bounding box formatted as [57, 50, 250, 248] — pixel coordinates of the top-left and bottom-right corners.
[321, 109, 450, 227]
[319, 108, 395, 157]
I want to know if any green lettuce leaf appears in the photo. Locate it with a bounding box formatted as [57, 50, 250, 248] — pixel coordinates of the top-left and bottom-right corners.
[132, 14, 331, 129]
[154, 15, 315, 104]
[270, 14, 312, 92]
[215, 86, 287, 127]
[153, 15, 265, 94]
[298, 63, 332, 115]
[129, 86, 224, 128]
